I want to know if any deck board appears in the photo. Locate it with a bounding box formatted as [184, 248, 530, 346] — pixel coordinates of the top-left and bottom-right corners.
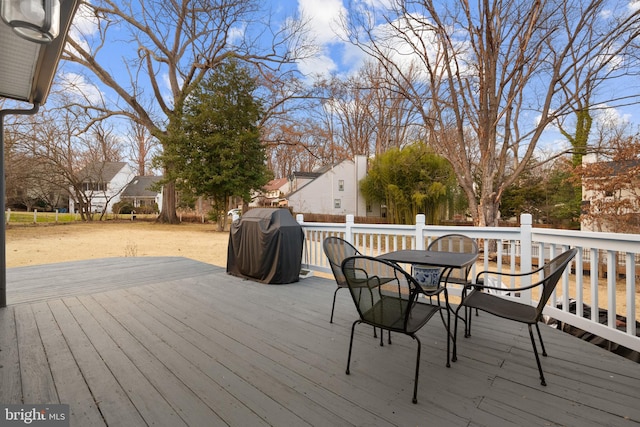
[30, 302, 105, 426]
[14, 304, 58, 404]
[0, 307, 20, 404]
[46, 299, 145, 427]
[63, 296, 189, 427]
[1, 257, 639, 426]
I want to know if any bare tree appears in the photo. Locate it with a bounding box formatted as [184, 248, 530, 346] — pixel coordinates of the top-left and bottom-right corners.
[82, 120, 122, 164]
[3, 95, 131, 221]
[125, 119, 158, 176]
[343, 0, 640, 226]
[257, 68, 328, 177]
[62, 0, 312, 222]
[264, 117, 333, 177]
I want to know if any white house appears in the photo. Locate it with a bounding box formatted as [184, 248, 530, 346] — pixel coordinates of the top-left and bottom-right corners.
[69, 161, 136, 214]
[286, 155, 374, 217]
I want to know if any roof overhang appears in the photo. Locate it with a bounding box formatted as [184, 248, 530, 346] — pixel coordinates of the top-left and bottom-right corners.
[0, 0, 79, 105]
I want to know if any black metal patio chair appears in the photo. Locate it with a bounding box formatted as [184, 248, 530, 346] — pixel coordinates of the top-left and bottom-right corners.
[323, 236, 363, 323]
[341, 255, 450, 404]
[423, 234, 479, 317]
[426, 234, 479, 287]
[453, 248, 578, 386]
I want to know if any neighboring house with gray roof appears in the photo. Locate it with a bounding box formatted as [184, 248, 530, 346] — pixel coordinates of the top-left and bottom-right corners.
[69, 161, 135, 214]
[121, 176, 163, 211]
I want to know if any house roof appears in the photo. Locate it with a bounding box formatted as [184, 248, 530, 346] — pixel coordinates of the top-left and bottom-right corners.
[264, 177, 288, 191]
[122, 176, 163, 198]
[77, 161, 129, 182]
[286, 159, 349, 198]
[290, 171, 322, 180]
[597, 159, 640, 176]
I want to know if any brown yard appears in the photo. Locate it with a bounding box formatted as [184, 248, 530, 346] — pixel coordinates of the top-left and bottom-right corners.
[5, 221, 230, 268]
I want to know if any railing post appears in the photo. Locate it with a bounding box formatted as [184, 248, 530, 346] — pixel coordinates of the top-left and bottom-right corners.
[296, 213, 304, 224]
[415, 214, 426, 250]
[520, 213, 533, 302]
[345, 214, 355, 244]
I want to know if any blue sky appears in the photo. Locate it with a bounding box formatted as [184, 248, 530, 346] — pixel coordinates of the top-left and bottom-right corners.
[62, 0, 360, 100]
[281, 0, 640, 152]
[60, 0, 640, 154]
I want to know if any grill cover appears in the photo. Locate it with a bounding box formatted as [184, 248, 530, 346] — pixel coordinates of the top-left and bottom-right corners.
[226, 208, 304, 284]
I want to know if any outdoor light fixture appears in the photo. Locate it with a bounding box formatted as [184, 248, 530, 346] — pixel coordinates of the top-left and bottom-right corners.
[1, 0, 60, 44]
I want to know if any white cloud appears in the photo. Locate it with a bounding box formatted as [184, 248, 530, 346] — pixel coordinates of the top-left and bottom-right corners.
[298, 0, 347, 44]
[228, 24, 246, 45]
[295, 0, 417, 78]
[295, 0, 350, 77]
[297, 53, 338, 78]
[359, 0, 394, 9]
[58, 72, 103, 105]
[67, 3, 99, 54]
[595, 105, 632, 128]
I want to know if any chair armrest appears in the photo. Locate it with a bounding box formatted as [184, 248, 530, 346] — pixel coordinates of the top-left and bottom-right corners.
[474, 264, 546, 281]
[470, 270, 544, 293]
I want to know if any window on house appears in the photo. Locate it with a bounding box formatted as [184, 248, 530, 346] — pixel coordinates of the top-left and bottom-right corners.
[338, 179, 344, 191]
[334, 199, 341, 208]
[82, 182, 106, 192]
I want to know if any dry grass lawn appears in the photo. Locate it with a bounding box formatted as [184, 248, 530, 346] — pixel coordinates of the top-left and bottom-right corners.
[5, 221, 230, 268]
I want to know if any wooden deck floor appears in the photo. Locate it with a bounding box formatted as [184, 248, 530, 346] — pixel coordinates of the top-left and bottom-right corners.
[1, 257, 639, 426]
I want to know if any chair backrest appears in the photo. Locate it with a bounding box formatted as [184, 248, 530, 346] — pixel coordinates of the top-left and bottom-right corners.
[427, 234, 478, 282]
[428, 234, 478, 254]
[534, 248, 578, 317]
[323, 236, 362, 288]
[341, 255, 421, 330]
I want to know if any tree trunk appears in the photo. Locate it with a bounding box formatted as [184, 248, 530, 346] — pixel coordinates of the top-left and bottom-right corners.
[478, 195, 500, 228]
[157, 181, 179, 224]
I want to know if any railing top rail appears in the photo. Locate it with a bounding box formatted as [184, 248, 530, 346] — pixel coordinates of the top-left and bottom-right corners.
[532, 227, 640, 253]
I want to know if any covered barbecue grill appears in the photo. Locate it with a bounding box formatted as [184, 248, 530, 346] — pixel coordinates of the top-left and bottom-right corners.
[226, 208, 304, 284]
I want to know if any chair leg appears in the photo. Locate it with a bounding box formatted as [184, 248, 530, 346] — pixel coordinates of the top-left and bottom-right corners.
[412, 335, 421, 404]
[453, 306, 461, 362]
[535, 323, 548, 357]
[528, 324, 547, 386]
[446, 307, 451, 367]
[379, 329, 391, 346]
[346, 320, 359, 375]
[330, 287, 340, 323]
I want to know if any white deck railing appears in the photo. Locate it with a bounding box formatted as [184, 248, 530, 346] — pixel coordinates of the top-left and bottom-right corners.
[297, 213, 640, 355]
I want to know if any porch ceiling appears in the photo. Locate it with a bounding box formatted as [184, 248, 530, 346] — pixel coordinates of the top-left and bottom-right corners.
[0, 0, 79, 104]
